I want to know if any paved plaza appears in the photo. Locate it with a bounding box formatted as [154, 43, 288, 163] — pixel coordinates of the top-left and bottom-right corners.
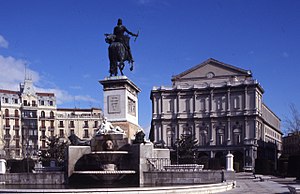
[222, 172, 299, 194]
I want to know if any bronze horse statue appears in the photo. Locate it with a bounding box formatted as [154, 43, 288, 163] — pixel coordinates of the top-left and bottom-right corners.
[105, 34, 133, 76]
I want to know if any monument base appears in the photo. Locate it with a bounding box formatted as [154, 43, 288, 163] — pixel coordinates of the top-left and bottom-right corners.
[110, 120, 140, 143]
[99, 76, 142, 142]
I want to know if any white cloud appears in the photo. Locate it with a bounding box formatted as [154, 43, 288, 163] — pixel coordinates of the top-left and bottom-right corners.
[0, 55, 39, 90]
[0, 35, 9, 48]
[0, 54, 98, 106]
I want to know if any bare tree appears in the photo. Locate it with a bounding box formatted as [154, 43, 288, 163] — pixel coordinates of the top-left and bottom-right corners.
[284, 103, 300, 134]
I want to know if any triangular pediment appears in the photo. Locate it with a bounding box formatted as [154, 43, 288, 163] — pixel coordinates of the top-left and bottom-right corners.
[172, 58, 251, 82]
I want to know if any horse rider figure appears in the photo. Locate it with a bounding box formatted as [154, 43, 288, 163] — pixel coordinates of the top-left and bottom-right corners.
[113, 18, 138, 65]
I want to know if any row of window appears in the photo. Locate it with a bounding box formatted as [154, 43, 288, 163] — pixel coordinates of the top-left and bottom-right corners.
[1, 97, 54, 106]
[57, 120, 99, 128]
[157, 95, 242, 114]
[166, 130, 242, 147]
[3, 109, 55, 118]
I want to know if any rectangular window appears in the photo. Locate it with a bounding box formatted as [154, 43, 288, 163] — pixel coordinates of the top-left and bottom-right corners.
[41, 130, 46, 137]
[49, 101, 53, 106]
[15, 130, 19, 137]
[50, 120, 54, 128]
[217, 134, 224, 145]
[40, 100, 44, 106]
[14, 99, 18, 104]
[84, 121, 88, 128]
[59, 129, 64, 137]
[233, 97, 240, 109]
[59, 121, 64, 128]
[23, 100, 28, 106]
[94, 121, 98, 128]
[16, 140, 20, 148]
[41, 120, 46, 127]
[70, 121, 75, 128]
[84, 129, 89, 138]
[42, 140, 46, 148]
[4, 98, 9, 103]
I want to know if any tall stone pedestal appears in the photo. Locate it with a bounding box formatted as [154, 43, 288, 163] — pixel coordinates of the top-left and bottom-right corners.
[226, 153, 234, 171]
[99, 76, 141, 141]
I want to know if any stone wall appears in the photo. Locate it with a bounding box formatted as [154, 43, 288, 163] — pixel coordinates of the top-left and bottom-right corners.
[143, 170, 235, 186]
[0, 172, 65, 184]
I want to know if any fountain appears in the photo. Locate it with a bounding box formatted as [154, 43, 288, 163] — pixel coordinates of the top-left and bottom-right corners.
[68, 118, 137, 185]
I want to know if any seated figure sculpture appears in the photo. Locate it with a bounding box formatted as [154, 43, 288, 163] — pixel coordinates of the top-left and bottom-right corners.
[96, 117, 125, 135]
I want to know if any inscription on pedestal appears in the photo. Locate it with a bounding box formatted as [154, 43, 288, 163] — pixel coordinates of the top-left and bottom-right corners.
[108, 95, 120, 113]
[128, 97, 136, 116]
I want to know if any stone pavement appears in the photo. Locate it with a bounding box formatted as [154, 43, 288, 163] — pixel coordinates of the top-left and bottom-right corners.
[221, 172, 299, 194]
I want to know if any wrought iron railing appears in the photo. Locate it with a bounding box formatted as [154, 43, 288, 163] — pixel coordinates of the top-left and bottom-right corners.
[146, 158, 170, 171]
[146, 158, 204, 172]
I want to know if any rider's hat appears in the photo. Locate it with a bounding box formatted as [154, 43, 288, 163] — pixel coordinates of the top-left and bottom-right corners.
[117, 18, 122, 25]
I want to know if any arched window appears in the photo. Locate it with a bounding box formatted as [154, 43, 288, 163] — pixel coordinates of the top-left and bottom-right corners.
[14, 109, 19, 117]
[199, 122, 208, 146]
[183, 124, 192, 136]
[167, 128, 175, 147]
[50, 111, 54, 118]
[233, 96, 240, 109]
[216, 128, 224, 145]
[41, 111, 45, 118]
[233, 128, 242, 145]
[199, 130, 208, 146]
[5, 109, 9, 117]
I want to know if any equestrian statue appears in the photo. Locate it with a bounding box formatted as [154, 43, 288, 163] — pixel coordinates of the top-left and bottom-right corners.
[105, 18, 139, 76]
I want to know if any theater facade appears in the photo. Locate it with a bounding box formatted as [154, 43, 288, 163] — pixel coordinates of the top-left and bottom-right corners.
[150, 58, 282, 171]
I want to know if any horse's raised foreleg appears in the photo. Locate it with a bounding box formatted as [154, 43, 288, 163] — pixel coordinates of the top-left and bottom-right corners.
[130, 62, 134, 71]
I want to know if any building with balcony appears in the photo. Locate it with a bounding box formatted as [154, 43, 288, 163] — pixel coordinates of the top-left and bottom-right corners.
[150, 58, 282, 171]
[0, 78, 102, 160]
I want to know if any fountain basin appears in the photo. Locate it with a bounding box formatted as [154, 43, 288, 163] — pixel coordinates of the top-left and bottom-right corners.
[73, 170, 136, 174]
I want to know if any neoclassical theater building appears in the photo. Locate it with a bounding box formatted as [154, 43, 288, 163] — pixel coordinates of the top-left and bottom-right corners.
[150, 58, 282, 171]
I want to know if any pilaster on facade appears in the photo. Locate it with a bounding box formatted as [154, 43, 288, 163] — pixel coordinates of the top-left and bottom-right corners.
[150, 58, 282, 171]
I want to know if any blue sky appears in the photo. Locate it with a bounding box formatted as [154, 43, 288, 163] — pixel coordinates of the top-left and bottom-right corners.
[0, 0, 300, 134]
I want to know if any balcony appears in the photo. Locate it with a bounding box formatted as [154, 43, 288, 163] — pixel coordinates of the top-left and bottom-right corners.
[4, 114, 20, 119]
[69, 125, 75, 128]
[13, 125, 20, 130]
[48, 126, 55, 131]
[4, 134, 11, 140]
[40, 135, 47, 141]
[58, 125, 64, 128]
[21, 104, 38, 110]
[82, 125, 89, 128]
[13, 135, 20, 140]
[22, 114, 38, 119]
[39, 126, 46, 131]
[39, 116, 55, 120]
[3, 125, 10, 130]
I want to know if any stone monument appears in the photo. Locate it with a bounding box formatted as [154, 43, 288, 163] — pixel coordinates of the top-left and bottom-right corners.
[101, 18, 141, 141]
[99, 76, 141, 142]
